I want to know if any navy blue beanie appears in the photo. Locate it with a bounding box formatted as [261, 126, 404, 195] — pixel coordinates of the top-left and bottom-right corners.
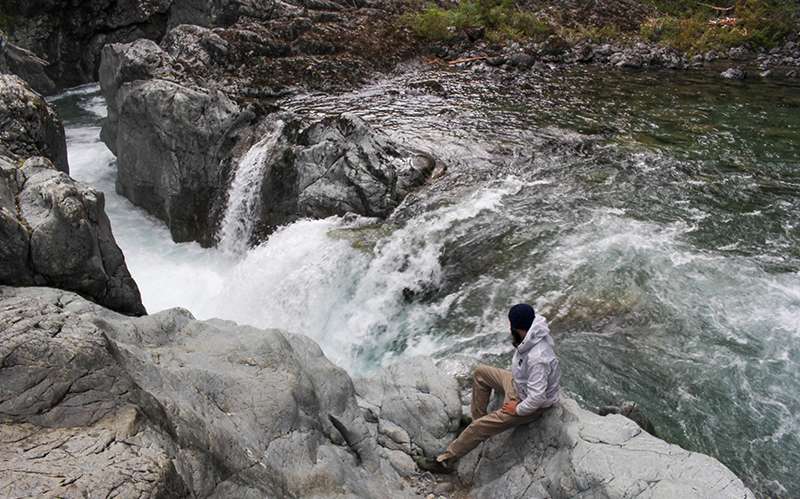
[508, 303, 535, 331]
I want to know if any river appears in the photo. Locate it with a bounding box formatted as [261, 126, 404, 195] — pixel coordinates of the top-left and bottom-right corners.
[51, 66, 800, 497]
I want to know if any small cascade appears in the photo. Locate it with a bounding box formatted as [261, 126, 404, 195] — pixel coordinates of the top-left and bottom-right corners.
[217, 122, 284, 254]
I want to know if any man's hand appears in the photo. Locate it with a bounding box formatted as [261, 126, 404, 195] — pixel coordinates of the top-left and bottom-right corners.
[501, 400, 518, 415]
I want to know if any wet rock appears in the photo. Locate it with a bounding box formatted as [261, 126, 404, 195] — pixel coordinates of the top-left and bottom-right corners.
[0, 37, 57, 95]
[509, 53, 536, 69]
[705, 50, 720, 62]
[0, 75, 68, 173]
[407, 79, 447, 97]
[457, 397, 755, 499]
[354, 357, 462, 458]
[728, 46, 752, 61]
[100, 39, 253, 245]
[616, 52, 643, 69]
[0, 76, 144, 315]
[243, 112, 441, 242]
[573, 44, 594, 63]
[721, 67, 746, 80]
[0, 286, 415, 498]
[598, 401, 657, 436]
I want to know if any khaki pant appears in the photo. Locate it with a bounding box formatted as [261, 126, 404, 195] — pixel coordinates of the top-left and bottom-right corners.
[442, 364, 544, 459]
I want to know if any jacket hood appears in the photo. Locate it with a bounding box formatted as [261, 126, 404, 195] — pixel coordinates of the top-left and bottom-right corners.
[517, 315, 551, 354]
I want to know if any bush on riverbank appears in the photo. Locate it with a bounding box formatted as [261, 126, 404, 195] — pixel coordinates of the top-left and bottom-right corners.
[404, 0, 797, 53]
[641, 0, 798, 52]
[403, 0, 554, 42]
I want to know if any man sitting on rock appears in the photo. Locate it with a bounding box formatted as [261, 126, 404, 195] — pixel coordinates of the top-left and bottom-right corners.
[425, 303, 561, 472]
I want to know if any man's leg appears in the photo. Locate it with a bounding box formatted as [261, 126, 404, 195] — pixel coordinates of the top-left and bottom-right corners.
[438, 365, 532, 462]
[442, 408, 542, 460]
[470, 364, 518, 420]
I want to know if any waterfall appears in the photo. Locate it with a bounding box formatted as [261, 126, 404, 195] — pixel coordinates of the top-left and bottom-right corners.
[217, 122, 284, 254]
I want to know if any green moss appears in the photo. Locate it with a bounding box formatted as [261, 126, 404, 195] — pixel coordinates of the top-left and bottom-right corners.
[641, 0, 798, 53]
[403, 0, 553, 43]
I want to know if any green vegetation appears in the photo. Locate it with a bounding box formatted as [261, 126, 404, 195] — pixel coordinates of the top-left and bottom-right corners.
[403, 0, 797, 53]
[641, 0, 798, 52]
[403, 0, 553, 43]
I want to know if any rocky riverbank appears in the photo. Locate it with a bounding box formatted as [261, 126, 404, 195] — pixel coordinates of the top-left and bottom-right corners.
[0, 284, 755, 498]
[1, 0, 420, 94]
[3, 0, 799, 98]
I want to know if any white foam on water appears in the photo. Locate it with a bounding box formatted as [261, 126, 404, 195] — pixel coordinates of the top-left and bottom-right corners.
[210, 181, 517, 370]
[63, 88, 521, 371]
[64, 98, 237, 315]
[217, 122, 285, 254]
[46, 83, 101, 101]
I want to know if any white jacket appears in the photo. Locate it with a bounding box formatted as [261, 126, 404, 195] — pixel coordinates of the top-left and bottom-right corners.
[511, 315, 561, 416]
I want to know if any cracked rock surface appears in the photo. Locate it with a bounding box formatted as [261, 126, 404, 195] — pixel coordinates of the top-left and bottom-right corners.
[457, 397, 755, 499]
[354, 357, 462, 460]
[0, 286, 416, 498]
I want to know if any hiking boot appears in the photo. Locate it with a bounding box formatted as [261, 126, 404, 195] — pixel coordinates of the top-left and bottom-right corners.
[415, 454, 458, 474]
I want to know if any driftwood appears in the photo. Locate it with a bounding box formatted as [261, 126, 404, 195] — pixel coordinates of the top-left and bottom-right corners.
[699, 3, 735, 12]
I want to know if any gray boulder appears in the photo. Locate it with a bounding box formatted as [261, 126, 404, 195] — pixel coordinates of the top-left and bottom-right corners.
[0, 286, 416, 498]
[100, 39, 253, 245]
[0, 36, 57, 95]
[721, 67, 747, 80]
[458, 397, 754, 499]
[0, 76, 144, 315]
[0, 74, 67, 173]
[354, 357, 462, 459]
[251, 113, 439, 237]
[0, 156, 146, 315]
[0, 287, 188, 497]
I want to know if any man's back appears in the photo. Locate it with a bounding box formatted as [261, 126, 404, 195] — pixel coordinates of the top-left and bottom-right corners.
[512, 314, 560, 416]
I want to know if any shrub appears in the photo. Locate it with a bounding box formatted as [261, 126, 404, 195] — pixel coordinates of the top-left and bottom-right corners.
[641, 0, 798, 52]
[404, 0, 553, 43]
